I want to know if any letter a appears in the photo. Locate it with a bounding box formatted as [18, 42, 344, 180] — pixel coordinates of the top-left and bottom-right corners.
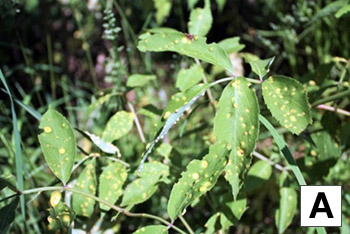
[309, 192, 334, 218]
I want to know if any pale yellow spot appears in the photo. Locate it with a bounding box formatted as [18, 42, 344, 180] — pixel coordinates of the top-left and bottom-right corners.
[62, 215, 70, 223]
[192, 173, 200, 180]
[290, 116, 296, 122]
[174, 40, 179, 44]
[245, 109, 250, 113]
[234, 103, 238, 108]
[201, 160, 208, 168]
[50, 191, 61, 207]
[164, 111, 171, 119]
[226, 113, 232, 118]
[59, 148, 65, 154]
[44, 127, 52, 133]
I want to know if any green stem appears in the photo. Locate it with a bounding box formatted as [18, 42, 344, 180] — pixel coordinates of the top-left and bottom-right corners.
[179, 215, 195, 234]
[21, 186, 186, 234]
[46, 34, 56, 101]
[311, 89, 350, 106]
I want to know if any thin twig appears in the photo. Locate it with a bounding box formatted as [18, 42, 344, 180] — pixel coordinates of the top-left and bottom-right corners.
[128, 102, 146, 143]
[316, 104, 350, 117]
[195, 59, 216, 111]
[179, 215, 195, 234]
[21, 186, 187, 234]
[253, 151, 286, 171]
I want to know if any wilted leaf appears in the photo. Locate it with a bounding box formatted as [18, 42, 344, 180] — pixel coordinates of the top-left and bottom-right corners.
[102, 111, 134, 142]
[72, 159, 97, 217]
[245, 160, 272, 192]
[275, 187, 297, 234]
[0, 197, 19, 233]
[188, 0, 212, 37]
[138, 30, 234, 74]
[262, 76, 312, 134]
[167, 143, 228, 220]
[133, 225, 168, 234]
[99, 162, 128, 210]
[214, 77, 259, 199]
[176, 64, 204, 91]
[218, 37, 245, 54]
[38, 108, 76, 184]
[127, 74, 156, 87]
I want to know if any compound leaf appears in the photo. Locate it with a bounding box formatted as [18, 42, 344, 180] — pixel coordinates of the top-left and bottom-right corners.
[138, 30, 234, 74]
[38, 108, 76, 184]
[262, 76, 312, 135]
[167, 142, 228, 220]
[214, 77, 259, 199]
[72, 159, 97, 217]
[188, 0, 212, 37]
[102, 111, 134, 142]
[99, 162, 128, 211]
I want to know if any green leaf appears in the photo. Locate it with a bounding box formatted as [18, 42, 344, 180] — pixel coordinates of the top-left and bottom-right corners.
[275, 187, 297, 234]
[127, 74, 156, 87]
[72, 159, 97, 217]
[218, 37, 245, 54]
[133, 225, 168, 234]
[188, 0, 212, 37]
[262, 76, 312, 135]
[0, 197, 19, 233]
[121, 177, 159, 206]
[335, 4, 350, 18]
[176, 64, 204, 91]
[220, 191, 247, 230]
[138, 161, 169, 179]
[216, 0, 227, 12]
[204, 213, 220, 234]
[99, 162, 128, 211]
[102, 111, 134, 142]
[214, 77, 259, 199]
[0, 177, 17, 192]
[167, 143, 228, 220]
[188, 0, 200, 9]
[245, 160, 272, 192]
[242, 54, 274, 79]
[138, 30, 234, 74]
[153, 0, 172, 25]
[86, 93, 116, 120]
[38, 108, 77, 184]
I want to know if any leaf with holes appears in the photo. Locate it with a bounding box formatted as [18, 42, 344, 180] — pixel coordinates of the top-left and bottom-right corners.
[214, 77, 259, 199]
[245, 160, 272, 192]
[102, 111, 134, 142]
[121, 177, 159, 206]
[127, 74, 156, 87]
[176, 64, 204, 91]
[275, 187, 297, 234]
[133, 225, 168, 234]
[38, 108, 76, 184]
[138, 30, 234, 74]
[262, 76, 312, 135]
[167, 142, 228, 220]
[188, 0, 212, 37]
[99, 162, 128, 211]
[72, 159, 97, 217]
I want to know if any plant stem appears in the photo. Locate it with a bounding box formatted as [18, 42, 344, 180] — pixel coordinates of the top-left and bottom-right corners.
[311, 89, 350, 106]
[316, 104, 350, 117]
[128, 102, 146, 143]
[253, 151, 287, 171]
[21, 186, 187, 234]
[195, 59, 216, 111]
[179, 215, 195, 234]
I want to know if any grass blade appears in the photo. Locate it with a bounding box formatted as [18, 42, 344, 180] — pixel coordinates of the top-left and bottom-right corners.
[0, 70, 26, 225]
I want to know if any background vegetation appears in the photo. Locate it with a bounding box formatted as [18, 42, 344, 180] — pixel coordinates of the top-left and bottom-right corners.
[0, 0, 350, 233]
